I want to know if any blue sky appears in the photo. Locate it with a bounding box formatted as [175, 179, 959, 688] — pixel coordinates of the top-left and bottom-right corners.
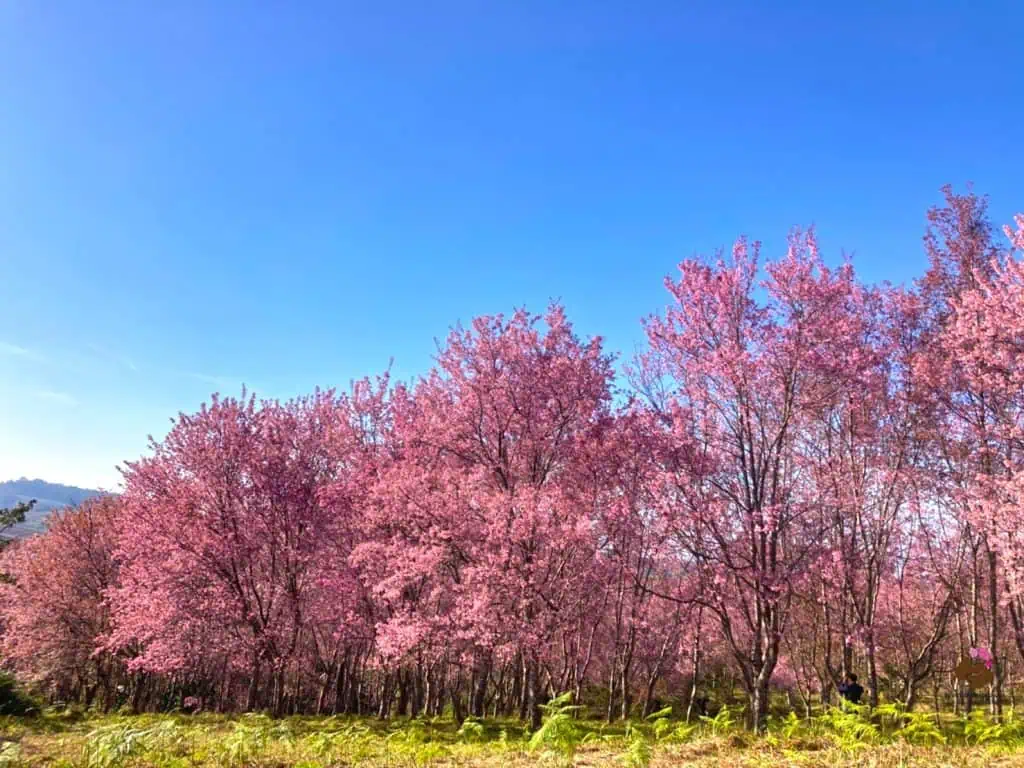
[1, 1, 1022, 490]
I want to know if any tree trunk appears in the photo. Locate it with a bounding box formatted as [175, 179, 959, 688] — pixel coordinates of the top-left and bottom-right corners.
[750, 676, 770, 733]
[471, 655, 490, 718]
[641, 672, 659, 718]
[377, 672, 392, 719]
[866, 636, 880, 708]
[685, 623, 702, 723]
[619, 662, 633, 720]
[904, 678, 917, 711]
[246, 658, 262, 712]
[332, 655, 347, 714]
[272, 667, 286, 717]
[989, 548, 1004, 719]
[526, 656, 542, 731]
[397, 671, 411, 717]
[451, 678, 466, 725]
[606, 662, 617, 723]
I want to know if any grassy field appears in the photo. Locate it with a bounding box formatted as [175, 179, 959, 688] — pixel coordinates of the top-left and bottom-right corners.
[6, 703, 1024, 767]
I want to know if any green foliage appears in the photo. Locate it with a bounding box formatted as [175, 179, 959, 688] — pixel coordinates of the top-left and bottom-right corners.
[16, 707, 1024, 767]
[957, 710, 1024, 747]
[0, 740, 21, 767]
[699, 703, 737, 735]
[817, 703, 879, 749]
[0, 499, 34, 538]
[528, 691, 584, 760]
[218, 716, 271, 767]
[580, 722, 614, 747]
[386, 717, 430, 745]
[776, 710, 803, 740]
[456, 715, 487, 743]
[644, 705, 673, 723]
[668, 721, 699, 742]
[83, 722, 152, 768]
[0, 672, 40, 716]
[409, 741, 449, 765]
[645, 705, 676, 741]
[621, 730, 652, 768]
[898, 712, 946, 746]
[872, 701, 945, 745]
[303, 728, 344, 757]
[142, 718, 192, 755]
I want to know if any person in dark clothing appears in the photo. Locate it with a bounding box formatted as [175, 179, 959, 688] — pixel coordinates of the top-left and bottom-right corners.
[838, 673, 864, 705]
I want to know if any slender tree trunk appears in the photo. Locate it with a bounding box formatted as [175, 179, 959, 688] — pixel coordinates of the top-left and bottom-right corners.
[989, 548, 1004, 719]
[377, 672, 392, 719]
[904, 683, 917, 712]
[471, 655, 489, 718]
[518, 656, 529, 722]
[412, 663, 423, 717]
[397, 670, 410, 717]
[866, 636, 880, 708]
[619, 662, 633, 720]
[751, 674, 770, 734]
[332, 655, 347, 714]
[246, 658, 262, 712]
[130, 672, 146, 713]
[451, 673, 466, 725]
[641, 672, 659, 718]
[606, 661, 617, 723]
[505, 657, 519, 718]
[685, 621, 702, 723]
[272, 666, 285, 717]
[526, 655, 542, 731]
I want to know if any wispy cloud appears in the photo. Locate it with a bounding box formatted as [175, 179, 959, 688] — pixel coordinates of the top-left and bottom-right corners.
[185, 372, 255, 395]
[34, 390, 77, 406]
[86, 343, 138, 372]
[0, 341, 45, 362]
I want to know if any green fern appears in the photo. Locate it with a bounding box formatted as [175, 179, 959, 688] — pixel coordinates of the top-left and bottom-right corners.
[219, 720, 270, 767]
[961, 710, 1023, 746]
[528, 691, 584, 759]
[456, 716, 487, 743]
[669, 721, 699, 742]
[644, 705, 675, 741]
[410, 742, 448, 766]
[781, 710, 802, 739]
[0, 741, 21, 767]
[699, 704, 736, 736]
[818, 704, 879, 749]
[304, 729, 344, 756]
[897, 710, 946, 746]
[83, 722, 151, 768]
[644, 705, 673, 722]
[620, 732, 652, 768]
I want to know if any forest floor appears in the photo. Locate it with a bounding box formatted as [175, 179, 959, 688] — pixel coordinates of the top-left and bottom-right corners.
[4, 710, 1024, 767]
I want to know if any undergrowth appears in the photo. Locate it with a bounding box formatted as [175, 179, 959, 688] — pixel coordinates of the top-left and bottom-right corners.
[4, 695, 1024, 767]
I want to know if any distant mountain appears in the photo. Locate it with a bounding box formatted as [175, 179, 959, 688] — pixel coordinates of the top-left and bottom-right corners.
[0, 478, 104, 540]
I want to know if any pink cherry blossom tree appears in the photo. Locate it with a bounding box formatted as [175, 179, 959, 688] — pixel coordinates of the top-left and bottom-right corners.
[353, 304, 615, 727]
[914, 186, 1016, 716]
[0, 496, 123, 708]
[639, 231, 876, 730]
[108, 388, 357, 715]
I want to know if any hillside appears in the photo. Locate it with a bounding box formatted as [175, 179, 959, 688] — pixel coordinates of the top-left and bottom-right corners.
[0, 478, 104, 539]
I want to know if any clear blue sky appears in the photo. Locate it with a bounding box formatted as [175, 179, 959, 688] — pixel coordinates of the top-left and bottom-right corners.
[1, 0, 1022, 490]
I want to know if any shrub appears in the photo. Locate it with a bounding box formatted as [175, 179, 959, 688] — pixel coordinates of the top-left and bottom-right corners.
[0, 671, 40, 716]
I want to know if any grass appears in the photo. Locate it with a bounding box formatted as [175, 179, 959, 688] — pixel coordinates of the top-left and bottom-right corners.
[5, 702, 1024, 767]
